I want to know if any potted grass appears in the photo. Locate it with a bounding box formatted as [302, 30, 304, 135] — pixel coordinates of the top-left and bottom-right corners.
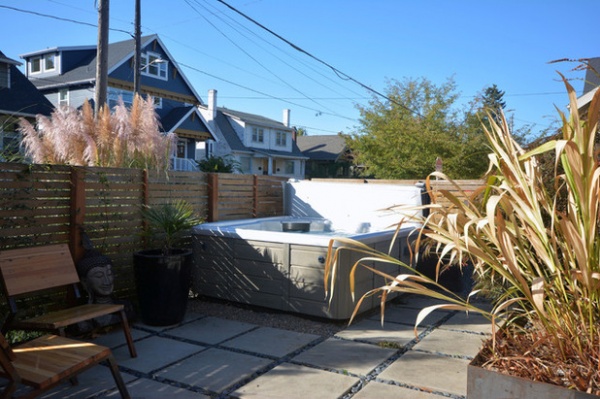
[324, 75, 600, 397]
[134, 200, 203, 326]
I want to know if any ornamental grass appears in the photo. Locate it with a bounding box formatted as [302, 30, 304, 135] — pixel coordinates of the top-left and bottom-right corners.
[18, 94, 175, 170]
[324, 74, 600, 394]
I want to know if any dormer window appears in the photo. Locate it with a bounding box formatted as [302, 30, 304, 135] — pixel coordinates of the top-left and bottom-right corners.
[141, 52, 167, 80]
[30, 56, 41, 74]
[44, 54, 56, 72]
[29, 53, 57, 75]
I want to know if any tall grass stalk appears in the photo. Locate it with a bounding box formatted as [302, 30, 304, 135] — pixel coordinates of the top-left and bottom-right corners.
[325, 75, 600, 392]
[18, 95, 175, 170]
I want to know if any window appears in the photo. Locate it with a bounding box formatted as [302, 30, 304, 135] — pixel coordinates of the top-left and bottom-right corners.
[285, 161, 295, 174]
[58, 89, 69, 106]
[30, 56, 41, 74]
[252, 128, 264, 143]
[275, 131, 287, 146]
[44, 54, 56, 71]
[108, 88, 134, 108]
[152, 96, 162, 109]
[176, 139, 187, 158]
[239, 156, 251, 173]
[0, 64, 9, 89]
[141, 52, 167, 80]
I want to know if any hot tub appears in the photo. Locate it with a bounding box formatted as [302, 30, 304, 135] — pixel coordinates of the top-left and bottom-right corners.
[192, 180, 424, 320]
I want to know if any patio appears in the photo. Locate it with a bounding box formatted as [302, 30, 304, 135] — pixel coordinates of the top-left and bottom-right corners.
[18, 294, 492, 399]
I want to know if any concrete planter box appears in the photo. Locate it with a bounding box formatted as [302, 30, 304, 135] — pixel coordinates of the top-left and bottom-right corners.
[467, 352, 598, 399]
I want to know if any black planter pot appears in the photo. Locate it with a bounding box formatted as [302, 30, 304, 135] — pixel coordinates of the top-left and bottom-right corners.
[133, 248, 193, 326]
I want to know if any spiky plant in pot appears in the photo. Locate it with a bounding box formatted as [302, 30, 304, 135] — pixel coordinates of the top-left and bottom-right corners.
[324, 74, 600, 394]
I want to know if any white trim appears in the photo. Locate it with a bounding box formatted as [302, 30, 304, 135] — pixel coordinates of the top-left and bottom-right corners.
[58, 88, 69, 106]
[141, 51, 168, 80]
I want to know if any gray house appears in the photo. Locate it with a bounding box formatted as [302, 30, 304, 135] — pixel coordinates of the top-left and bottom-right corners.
[197, 90, 307, 179]
[296, 134, 355, 179]
[20, 34, 215, 171]
[0, 50, 54, 160]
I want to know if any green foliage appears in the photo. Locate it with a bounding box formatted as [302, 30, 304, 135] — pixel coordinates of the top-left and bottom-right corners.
[140, 200, 203, 255]
[348, 77, 490, 179]
[197, 155, 241, 173]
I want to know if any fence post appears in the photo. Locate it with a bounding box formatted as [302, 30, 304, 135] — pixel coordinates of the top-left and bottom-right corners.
[69, 167, 86, 262]
[207, 173, 218, 222]
[253, 175, 259, 218]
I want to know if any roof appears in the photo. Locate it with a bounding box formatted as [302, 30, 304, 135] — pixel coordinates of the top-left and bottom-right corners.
[296, 134, 348, 161]
[219, 107, 292, 131]
[0, 50, 54, 117]
[209, 107, 306, 158]
[23, 35, 202, 104]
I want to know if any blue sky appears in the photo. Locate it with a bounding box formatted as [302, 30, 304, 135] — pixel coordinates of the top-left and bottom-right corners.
[1, 0, 598, 137]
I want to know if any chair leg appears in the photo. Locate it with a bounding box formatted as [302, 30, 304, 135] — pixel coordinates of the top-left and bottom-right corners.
[105, 355, 130, 399]
[0, 381, 18, 399]
[57, 328, 79, 386]
[118, 311, 137, 358]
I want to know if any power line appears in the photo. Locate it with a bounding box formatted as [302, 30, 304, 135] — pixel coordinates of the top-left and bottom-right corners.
[215, 0, 423, 118]
[0, 5, 131, 35]
[183, 0, 349, 121]
[178, 62, 356, 122]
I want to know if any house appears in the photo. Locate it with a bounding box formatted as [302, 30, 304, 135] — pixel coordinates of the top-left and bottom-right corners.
[20, 34, 215, 171]
[296, 134, 355, 179]
[197, 90, 307, 179]
[576, 57, 600, 118]
[0, 50, 54, 160]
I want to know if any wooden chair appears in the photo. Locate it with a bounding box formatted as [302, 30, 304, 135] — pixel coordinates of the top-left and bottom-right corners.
[0, 244, 137, 358]
[0, 332, 131, 398]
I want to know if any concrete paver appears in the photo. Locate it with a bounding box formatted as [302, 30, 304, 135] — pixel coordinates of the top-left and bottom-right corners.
[351, 381, 440, 399]
[104, 377, 209, 398]
[370, 305, 450, 326]
[293, 338, 397, 376]
[222, 326, 321, 357]
[335, 318, 422, 346]
[112, 335, 204, 373]
[162, 316, 257, 345]
[9, 295, 494, 399]
[412, 328, 485, 358]
[155, 347, 273, 393]
[377, 350, 471, 397]
[439, 310, 496, 335]
[231, 362, 359, 399]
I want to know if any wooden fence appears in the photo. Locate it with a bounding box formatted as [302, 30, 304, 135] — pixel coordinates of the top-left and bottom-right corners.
[0, 163, 287, 302]
[0, 162, 482, 308]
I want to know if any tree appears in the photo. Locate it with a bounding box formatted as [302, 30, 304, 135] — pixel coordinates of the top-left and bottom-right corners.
[294, 127, 307, 136]
[348, 77, 490, 179]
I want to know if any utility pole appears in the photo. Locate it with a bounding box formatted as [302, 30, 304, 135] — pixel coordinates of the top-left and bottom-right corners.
[95, 0, 109, 115]
[133, 0, 141, 95]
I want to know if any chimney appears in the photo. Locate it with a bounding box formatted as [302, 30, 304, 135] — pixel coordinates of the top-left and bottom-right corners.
[208, 89, 217, 119]
[283, 108, 290, 128]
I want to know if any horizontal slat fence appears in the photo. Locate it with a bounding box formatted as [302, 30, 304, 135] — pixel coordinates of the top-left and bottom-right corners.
[0, 162, 482, 316]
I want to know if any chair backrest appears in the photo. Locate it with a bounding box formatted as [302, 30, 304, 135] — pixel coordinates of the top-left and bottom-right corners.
[0, 244, 80, 298]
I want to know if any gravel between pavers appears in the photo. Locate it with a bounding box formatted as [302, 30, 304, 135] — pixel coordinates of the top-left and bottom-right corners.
[187, 296, 351, 337]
